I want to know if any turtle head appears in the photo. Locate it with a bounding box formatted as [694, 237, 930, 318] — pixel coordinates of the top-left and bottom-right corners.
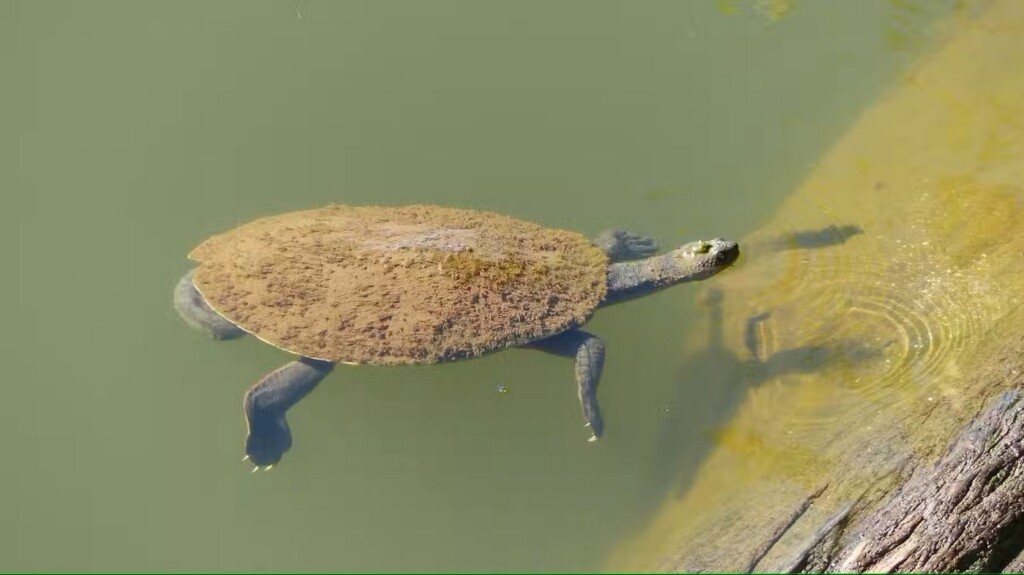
[669, 238, 740, 282]
[601, 237, 739, 307]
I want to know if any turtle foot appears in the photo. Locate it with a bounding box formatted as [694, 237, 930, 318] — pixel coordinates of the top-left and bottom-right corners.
[240, 358, 333, 468]
[594, 229, 659, 263]
[244, 413, 293, 466]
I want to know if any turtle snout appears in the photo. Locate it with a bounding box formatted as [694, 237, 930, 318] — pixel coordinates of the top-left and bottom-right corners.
[710, 239, 740, 266]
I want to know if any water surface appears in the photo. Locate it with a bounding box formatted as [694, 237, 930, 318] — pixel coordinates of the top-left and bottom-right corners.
[3, 1, 962, 570]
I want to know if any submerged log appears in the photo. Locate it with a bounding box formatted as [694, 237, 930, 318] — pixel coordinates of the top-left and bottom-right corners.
[802, 386, 1024, 573]
[632, 331, 1024, 574]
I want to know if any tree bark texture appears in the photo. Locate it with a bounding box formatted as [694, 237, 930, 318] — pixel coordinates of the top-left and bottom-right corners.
[788, 390, 1024, 573]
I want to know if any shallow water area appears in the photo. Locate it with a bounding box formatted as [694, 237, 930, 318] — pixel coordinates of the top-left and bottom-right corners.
[613, 1, 1024, 569]
[3, 1, 975, 571]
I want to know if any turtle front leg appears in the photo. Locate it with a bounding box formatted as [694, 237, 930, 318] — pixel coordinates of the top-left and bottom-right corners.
[173, 270, 246, 340]
[593, 229, 658, 263]
[525, 329, 606, 441]
[243, 357, 334, 467]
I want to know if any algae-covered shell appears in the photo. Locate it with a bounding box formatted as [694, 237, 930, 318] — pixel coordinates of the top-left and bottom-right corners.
[188, 204, 609, 364]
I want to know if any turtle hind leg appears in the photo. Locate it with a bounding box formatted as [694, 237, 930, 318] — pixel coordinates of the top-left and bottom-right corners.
[593, 229, 659, 263]
[244, 358, 334, 466]
[525, 329, 606, 440]
[173, 270, 246, 340]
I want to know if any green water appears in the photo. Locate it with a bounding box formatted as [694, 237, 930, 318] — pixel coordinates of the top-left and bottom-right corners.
[3, 1, 959, 571]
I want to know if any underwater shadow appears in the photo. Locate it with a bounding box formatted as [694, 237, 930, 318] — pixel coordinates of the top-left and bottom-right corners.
[760, 224, 864, 252]
[636, 257, 881, 524]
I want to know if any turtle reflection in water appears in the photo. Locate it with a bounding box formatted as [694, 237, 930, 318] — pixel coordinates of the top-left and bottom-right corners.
[173, 205, 739, 468]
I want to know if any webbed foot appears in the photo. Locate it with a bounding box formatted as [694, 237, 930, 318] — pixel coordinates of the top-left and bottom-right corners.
[594, 229, 659, 263]
[245, 410, 294, 466]
[243, 358, 334, 466]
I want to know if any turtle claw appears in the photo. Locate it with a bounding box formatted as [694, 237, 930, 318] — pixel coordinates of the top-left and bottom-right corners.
[588, 434, 599, 443]
[242, 455, 251, 462]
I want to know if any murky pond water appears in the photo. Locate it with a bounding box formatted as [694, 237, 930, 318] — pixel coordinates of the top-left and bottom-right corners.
[3, 1, 981, 570]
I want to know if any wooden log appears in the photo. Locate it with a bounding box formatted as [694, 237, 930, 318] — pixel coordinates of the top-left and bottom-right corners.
[803, 389, 1024, 573]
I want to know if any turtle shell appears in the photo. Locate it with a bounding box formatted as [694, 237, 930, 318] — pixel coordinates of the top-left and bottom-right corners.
[188, 204, 609, 364]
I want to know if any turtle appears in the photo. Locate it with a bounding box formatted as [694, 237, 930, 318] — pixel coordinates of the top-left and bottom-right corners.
[173, 204, 739, 468]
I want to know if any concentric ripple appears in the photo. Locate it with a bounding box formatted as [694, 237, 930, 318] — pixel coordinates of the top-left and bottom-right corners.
[722, 204, 1011, 437]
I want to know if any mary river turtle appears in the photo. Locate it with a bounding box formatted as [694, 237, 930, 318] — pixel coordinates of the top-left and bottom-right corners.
[173, 204, 739, 468]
